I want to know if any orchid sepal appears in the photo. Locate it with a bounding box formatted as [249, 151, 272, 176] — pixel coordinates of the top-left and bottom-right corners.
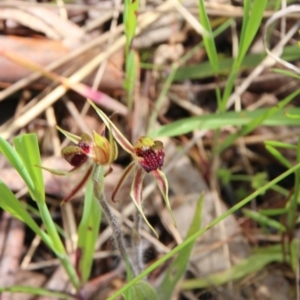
[130, 167, 159, 238]
[61, 165, 94, 205]
[35, 165, 75, 176]
[112, 161, 135, 202]
[56, 126, 81, 144]
[152, 169, 176, 227]
[88, 99, 134, 154]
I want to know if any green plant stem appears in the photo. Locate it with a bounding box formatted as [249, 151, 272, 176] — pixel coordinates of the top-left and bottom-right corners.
[37, 202, 80, 289]
[92, 165, 134, 273]
[107, 162, 300, 300]
[132, 209, 144, 275]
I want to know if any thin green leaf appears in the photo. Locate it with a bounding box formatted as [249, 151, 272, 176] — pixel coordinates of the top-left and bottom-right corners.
[173, 45, 300, 81]
[0, 286, 73, 299]
[287, 136, 300, 232]
[198, 0, 219, 73]
[218, 88, 300, 153]
[151, 106, 300, 138]
[181, 248, 283, 289]
[0, 181, 52, 248]
[243, 209, 286, 232]
[77, 179, 102, 284]
[0, 137, 35, 198]
[14, 134, 45, 202]
[264, 140, 297, 150]
[157, 195, 203, 300]
[265, 145, 292, 169]
[238, 0, 268, 62]
[272, 68, 300, 80]
[259, 208, 288, 216]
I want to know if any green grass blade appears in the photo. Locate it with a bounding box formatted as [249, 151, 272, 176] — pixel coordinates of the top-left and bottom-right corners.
[0, 180, 52, 248]
[157, 195, 203, 300]
[124, 0, 139, 109]
[238, 0, 268, 62]
[14, 134, 45, 203]
[221, 0, 268, 110]
[218, 89, 300, 153]
[173, 45, 300, 81]
[147, 19, 233, 134]
[0, 137, 35, 197]
[151, 106, 300, 138]
[198, 0, 219, 73]
[181, 248, 283, 289]
[287, 137, 300, 233]
[243, 209, 286, 232]
[264, 140, 297, 150]
[77, 179, 102, 284]
[0, 286, 73, 299]
[265, 145, 292, 168]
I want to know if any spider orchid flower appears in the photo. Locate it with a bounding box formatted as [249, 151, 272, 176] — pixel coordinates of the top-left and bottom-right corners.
[88, 100, 176, 237]
[39, 124, 117, 205]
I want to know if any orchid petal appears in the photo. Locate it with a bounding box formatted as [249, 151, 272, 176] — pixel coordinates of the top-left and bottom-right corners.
[151, 169, 176, 227]
[131, 167, 158, 238]
[112, 161, 135, 202]
[61, 165, 94, 205]
[35, 165, 73, 176]
[88, 99, 134, 154]
[56, 126, 81, 144]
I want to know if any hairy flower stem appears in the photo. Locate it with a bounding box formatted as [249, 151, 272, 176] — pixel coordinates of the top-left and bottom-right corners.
[132, 209, 144, 274]
[92, 165, 136, 275]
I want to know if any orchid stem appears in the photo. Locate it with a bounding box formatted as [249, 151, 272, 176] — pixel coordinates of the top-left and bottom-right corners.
[132, 209, 144, 275]
[92, 165, 135, 274]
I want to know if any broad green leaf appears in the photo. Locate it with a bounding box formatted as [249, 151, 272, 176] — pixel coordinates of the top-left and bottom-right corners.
[14, 134, 45, 202]
[0, 137, 34, 197]
[0, 181, 52, 248]
[157, 195, 203, 300]
[77, 179, 102, 283]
